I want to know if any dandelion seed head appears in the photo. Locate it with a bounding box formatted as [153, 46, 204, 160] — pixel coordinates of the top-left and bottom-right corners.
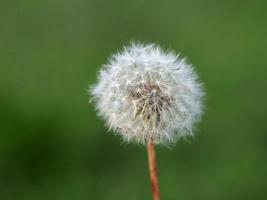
[90, 42, 204, 145]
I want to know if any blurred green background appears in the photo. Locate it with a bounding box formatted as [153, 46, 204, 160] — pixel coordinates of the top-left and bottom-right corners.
[1, 0, 267, 199]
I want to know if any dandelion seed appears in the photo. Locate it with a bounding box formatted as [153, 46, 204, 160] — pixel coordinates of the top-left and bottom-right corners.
[90, 42, 204, 145]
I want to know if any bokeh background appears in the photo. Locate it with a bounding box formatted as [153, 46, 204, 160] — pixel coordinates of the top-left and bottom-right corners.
[1, 0, 267, 199]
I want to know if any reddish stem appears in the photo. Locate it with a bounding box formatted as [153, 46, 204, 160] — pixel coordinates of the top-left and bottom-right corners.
[147, 142, 161, 200]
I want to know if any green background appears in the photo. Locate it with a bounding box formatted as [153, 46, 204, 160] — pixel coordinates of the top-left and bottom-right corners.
[1, 0, 267, 199]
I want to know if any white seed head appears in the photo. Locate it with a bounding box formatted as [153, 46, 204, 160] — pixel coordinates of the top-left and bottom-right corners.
[90, 42, 204, 145]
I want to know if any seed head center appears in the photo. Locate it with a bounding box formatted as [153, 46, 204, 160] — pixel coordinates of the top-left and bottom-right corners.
[128, 82, 172, 126]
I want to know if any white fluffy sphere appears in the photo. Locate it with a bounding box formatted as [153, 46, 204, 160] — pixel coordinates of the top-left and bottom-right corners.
[90, 43, 204, 145]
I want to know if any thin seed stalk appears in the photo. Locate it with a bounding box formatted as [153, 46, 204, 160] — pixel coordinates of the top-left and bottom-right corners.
[147, 142, 160, 200]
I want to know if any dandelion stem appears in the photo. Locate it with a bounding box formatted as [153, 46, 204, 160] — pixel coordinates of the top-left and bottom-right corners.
[147, 142, 160, 200]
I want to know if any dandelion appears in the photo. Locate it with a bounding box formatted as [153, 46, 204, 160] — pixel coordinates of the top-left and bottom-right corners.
[90, 42, 204, 200]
